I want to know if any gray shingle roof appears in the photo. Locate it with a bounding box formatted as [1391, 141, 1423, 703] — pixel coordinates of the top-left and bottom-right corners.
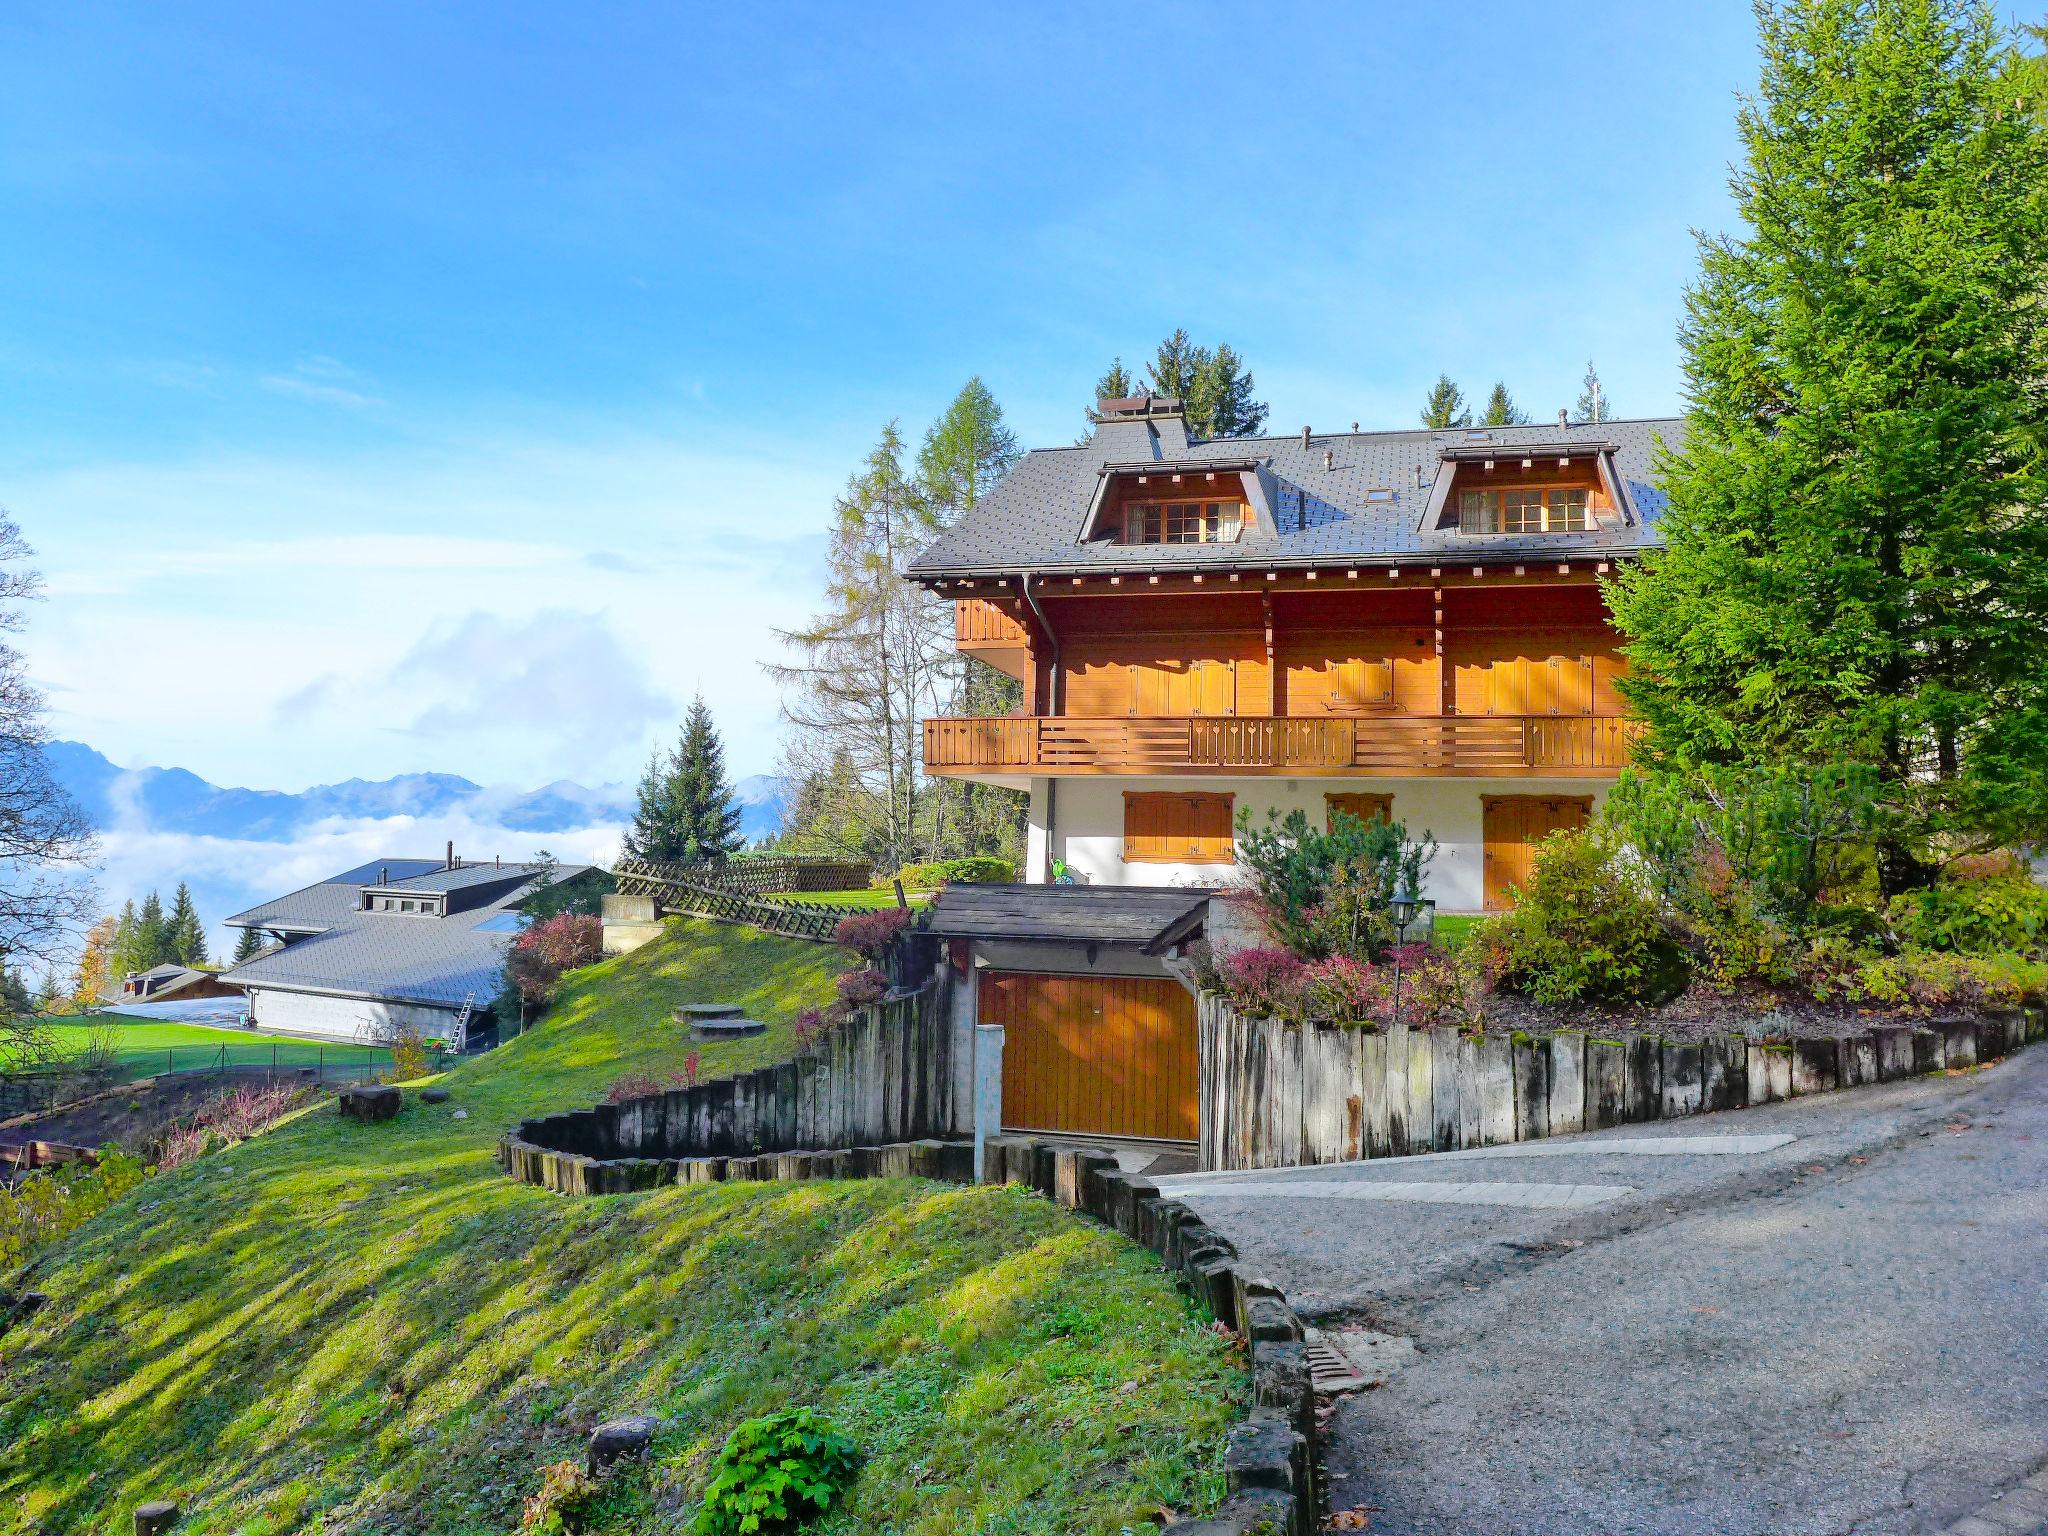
[222, 858, 591, 1010]
[924, 883, 1213, 947]
[908, 415, 1682, 578]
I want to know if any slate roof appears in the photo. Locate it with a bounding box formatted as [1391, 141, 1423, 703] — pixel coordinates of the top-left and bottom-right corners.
[908, 414, 1683, 578]
[923, 883, 1212, 949]
[222, 859, 590, 1010]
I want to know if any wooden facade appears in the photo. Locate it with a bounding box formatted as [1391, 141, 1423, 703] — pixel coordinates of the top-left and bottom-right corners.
[929, 577, 1637, 779]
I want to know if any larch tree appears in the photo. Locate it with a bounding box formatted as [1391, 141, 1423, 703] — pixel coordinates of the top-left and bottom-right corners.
[1574, 361, 1614, 424]
[917, 379, 1029, 865]
[771, 422, 948, 870]
[1420, 374, 1471, 429]
[1606, 0, 2048, 891]
[1481, 382, 1529, 426]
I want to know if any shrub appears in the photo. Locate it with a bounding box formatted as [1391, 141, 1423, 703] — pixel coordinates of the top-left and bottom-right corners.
[601, 1053, 702, 1105]
[1886, 870, 2048, 958]
[835, 968, 889, 1008]
[0, 1149, 147, 1270]
[504, 912, 607, 1020]
[521, 1460, 602, 1535]
[694, 1408, 860, 1536]
[1234, 805, 1437, 963]
[1300, 954, 1379, 1022]
[381, 1021, 433, 1084]
[1211, 946, 1307, 1017]
[1475, 829, 1684, 1006]
[1819, 949, 2048, 1014]
[832, 907, 911, 959]
[893, 857, 1014, 889]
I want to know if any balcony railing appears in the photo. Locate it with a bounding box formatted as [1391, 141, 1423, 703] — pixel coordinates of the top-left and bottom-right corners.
[922, 714, 1639, 777]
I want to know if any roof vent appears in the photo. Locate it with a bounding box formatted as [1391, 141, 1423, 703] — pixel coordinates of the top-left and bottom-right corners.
[1558, 408, 1569, 429]
[446, 840, 456, 869]
[379, 866, 388, 884]
[1300, 425, 1312, 448]
[1351, 421, 1360, 433]
[1322, 449, 1334, 471]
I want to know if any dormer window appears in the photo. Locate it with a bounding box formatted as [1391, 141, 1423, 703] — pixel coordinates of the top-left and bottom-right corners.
[1459, 487, 1590, 536]
[1119, 499, 1244, 545]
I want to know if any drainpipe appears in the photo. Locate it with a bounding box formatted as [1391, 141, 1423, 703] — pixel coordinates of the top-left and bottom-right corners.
[1021, 571, 1061, 883]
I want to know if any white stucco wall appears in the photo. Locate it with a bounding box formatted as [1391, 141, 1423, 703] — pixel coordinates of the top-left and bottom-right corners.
[1029, 776, 1611, 913]
[245, 987, 462, 1045]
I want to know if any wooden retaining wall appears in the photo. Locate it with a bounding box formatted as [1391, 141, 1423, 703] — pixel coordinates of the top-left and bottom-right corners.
[1198, 996, 2047, 1172]
[501, 981, 966, 1192]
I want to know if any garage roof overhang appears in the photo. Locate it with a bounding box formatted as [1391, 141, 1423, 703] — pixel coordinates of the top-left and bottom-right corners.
[922, 884, 1214, 953]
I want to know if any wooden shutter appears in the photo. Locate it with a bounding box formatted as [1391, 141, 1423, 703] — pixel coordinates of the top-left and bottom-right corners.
[1325, 792, 1395, 832]
[1124, 792, 1235, 863]
[1482, 795, 1594, 910]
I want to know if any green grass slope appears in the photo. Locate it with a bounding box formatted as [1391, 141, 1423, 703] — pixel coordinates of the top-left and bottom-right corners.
[0, 920, 1240, 1535]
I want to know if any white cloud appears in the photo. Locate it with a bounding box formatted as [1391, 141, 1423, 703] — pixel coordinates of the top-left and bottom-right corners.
[258, 354, 386, 409]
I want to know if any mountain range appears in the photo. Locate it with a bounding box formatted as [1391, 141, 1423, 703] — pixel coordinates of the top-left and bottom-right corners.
[46, 741, 790, 845]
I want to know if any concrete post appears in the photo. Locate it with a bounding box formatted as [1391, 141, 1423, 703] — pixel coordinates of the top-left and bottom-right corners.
[974, 1024, 1005, 1182]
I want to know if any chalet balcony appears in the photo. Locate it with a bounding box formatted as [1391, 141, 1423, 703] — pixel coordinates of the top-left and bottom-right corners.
[922, 714, 1640, 779]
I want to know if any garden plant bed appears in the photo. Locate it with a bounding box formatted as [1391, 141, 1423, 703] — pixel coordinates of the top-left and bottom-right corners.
[1471, 988, 1989, 1045]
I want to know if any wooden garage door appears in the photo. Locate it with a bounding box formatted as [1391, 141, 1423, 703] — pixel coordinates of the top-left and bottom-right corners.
[980, 972, 1198, 1142]
[1482, 795, 1593, 911]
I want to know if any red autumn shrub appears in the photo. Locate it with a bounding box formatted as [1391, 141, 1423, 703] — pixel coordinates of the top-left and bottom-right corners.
[1301, 954, 1380, 1021]
[602, 1051, 702, 1105]
[507, 912, 606, 1013]
[1213, 946, 1307, 1017]
[833, 908, 912, 959]
[835, 968, 889, 1008]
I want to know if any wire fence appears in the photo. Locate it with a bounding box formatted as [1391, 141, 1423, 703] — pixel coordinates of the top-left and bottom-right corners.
[0, 1044, 405, 1119]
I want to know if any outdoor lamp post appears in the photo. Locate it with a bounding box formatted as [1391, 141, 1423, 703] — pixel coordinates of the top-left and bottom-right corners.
[1387, 880, 1419, 1026]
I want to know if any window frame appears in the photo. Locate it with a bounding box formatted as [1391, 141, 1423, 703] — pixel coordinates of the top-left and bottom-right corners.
[1118, 498, 1246, 546]
[1457, 485, 1593, 536]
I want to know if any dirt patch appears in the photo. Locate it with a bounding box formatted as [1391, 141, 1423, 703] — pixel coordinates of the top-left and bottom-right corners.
[0, 1068, 327, 1154]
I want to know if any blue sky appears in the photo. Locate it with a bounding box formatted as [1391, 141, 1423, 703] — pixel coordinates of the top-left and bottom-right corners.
[1, 1, 1761, 796]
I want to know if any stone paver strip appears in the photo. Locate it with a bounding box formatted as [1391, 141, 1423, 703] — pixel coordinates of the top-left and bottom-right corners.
[1422, 1131, 1796, 1160]
[1155, 1178, 1635, 1210]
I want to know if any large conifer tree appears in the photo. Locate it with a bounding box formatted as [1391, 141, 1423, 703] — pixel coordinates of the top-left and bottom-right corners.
[1420, 374, 1471, 429]
[1607, 0, 2048, 889]
[166, 881, 207, 966]
[624, 697, 744, 865]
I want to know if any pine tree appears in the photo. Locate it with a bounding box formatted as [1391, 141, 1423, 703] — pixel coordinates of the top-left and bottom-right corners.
[1138, 331, 1269, 439]
[1420, 374, 1471, 429]
[1574, 361, 1613, 424]
[916, 377, 1021, 527]
[135, 892, 167, 972]
[108, 899, 140, 982]
[624, 699, 745, 865]
[231, 926, 265, 964]
[1094, 358, 1136, 403]
[1480, 382, 1529, 426]
[1606, 0, 2048, 891]
[166, 881, 207, 966]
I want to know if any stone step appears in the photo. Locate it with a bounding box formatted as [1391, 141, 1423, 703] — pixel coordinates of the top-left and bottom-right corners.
[689, 1018, 767, 1040]
[677, 1003, 745, 1021]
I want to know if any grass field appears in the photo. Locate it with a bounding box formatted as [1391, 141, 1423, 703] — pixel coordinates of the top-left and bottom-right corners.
[28, 1021, 385, 1079]
[0, 918, 1239, 1535]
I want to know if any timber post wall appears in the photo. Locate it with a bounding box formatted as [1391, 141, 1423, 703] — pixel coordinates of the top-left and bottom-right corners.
[1198, 996, 2047, 1172]
[501, 978, 965, 1192]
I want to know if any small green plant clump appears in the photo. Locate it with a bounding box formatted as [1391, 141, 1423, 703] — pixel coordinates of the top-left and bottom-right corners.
[694, 1408, 860, 1536]
[0, 1148, 147, 1270]
[520, 1459, 602, 1535]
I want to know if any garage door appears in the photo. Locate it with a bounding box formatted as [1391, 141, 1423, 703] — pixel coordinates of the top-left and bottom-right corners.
[980, 972, 1198, 1142]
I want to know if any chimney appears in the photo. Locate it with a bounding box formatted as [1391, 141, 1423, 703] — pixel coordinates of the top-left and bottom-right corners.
[1558, 408, 1569, 430]
[1300, 425, 1312, 448]
[379, 865, 388, 884]
[446, 840, 455, 869]
[495, 854, 502, 870]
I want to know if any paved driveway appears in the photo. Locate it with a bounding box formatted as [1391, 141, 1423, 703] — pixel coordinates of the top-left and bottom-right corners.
[1158, 1046, 2048, 1535]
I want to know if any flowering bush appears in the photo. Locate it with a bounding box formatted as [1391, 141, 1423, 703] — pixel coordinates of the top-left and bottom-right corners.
[1212, 946, 1307, 1017]
[835, 968, 889, 1008]
[832, 908, 912, 959]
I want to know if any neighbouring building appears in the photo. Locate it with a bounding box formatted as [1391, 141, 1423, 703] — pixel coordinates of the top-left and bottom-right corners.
[119, 963, 241, 1004]
[910, 393, 1671, 915]
[221, 849, 589, 1046]
[902, 393, 1672, 1145]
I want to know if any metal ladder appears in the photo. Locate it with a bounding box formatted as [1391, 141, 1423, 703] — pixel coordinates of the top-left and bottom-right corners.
[451, 991, 476, 1053]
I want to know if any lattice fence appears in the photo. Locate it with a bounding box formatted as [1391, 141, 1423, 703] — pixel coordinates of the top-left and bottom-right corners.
[612, 856, 880, 943]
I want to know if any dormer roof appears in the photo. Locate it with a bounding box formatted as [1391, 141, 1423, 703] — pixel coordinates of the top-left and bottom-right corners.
[907, 410, 1682, 581]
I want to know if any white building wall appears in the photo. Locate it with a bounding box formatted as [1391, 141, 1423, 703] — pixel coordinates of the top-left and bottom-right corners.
[246, 987, 462, 1045]
[1030, 776, 1612, 913]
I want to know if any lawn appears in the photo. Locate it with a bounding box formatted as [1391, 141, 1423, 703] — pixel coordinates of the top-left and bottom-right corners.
[0, 917, 1240, 1535]
[29, 1021, 384, 1079]
[771, 886, 934, 909]
[1432, 913, 1484, 951]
